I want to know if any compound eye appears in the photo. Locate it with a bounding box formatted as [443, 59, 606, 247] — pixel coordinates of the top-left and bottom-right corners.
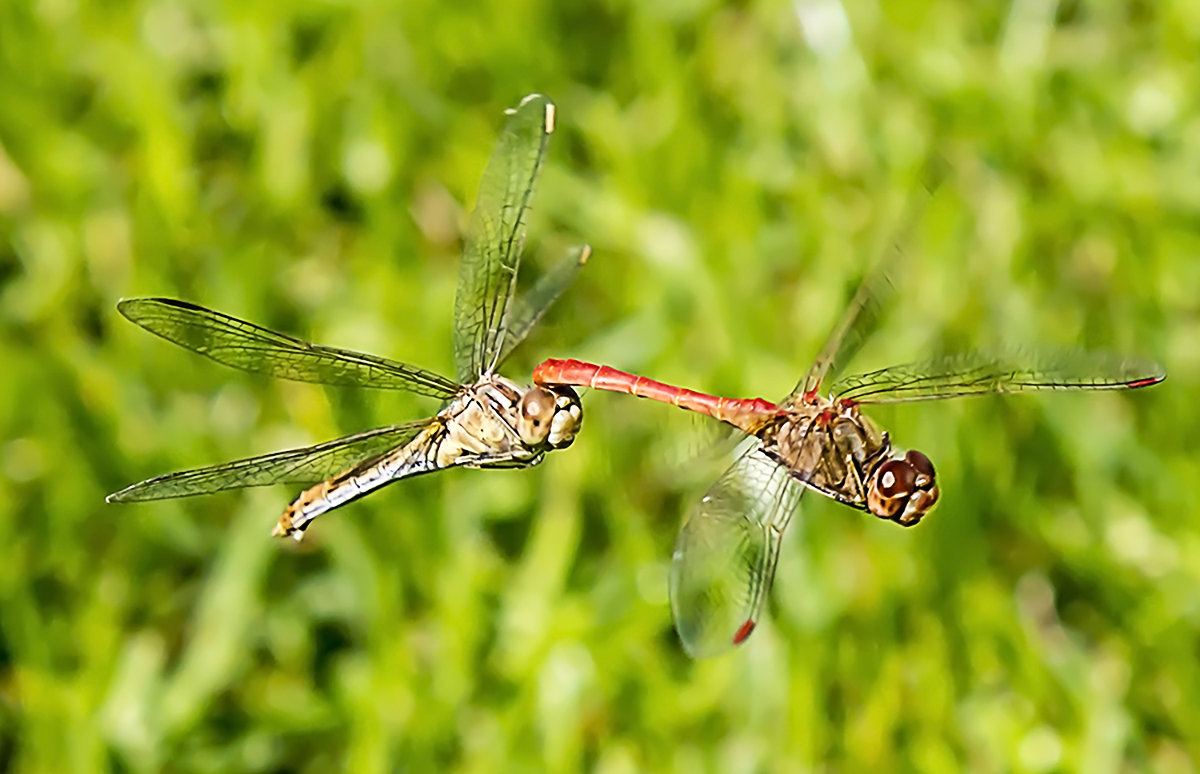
[517, 387, 557, 446]
[904, 450, 935, 483]
[548, 384, 580, 404]
[877, 459, 916, 498]
[545, 385, 583, 449]
[867, 458, 917, 521]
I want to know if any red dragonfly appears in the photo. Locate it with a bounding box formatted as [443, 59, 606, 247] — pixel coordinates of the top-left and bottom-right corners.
[108, 94, 586, 540]
[533, 187, 1165, 657]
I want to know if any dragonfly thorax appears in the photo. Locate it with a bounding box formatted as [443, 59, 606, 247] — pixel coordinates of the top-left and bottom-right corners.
[439, 376, 582, 468]
[759, 398, 890, 508]
[755, 396, 939, 526]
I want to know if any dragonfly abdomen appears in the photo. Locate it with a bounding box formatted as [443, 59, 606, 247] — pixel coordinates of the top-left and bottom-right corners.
[273, 424, 443, 540]
[534, 358, 776, 433]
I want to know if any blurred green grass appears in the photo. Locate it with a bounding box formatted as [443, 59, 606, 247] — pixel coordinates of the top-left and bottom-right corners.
[2, 0, 1198, 771]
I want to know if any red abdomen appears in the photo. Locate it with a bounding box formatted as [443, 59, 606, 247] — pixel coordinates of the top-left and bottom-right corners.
[533, 358, 777, 434]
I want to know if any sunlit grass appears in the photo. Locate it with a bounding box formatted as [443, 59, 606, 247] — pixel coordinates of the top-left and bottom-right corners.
[0, 1, 1196, 771]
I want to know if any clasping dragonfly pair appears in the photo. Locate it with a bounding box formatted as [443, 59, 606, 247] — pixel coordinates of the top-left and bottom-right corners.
[109, 96, 1165, 658]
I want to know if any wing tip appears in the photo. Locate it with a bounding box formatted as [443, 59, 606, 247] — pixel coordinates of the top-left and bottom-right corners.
[676, 619, 757, 659]
[732, 619, 756, 646]
[105, 485, 151, 503]
[1127, 372, 1165, 389]
[509, 93, 556, 134]
[116, 296, 199, 322]
[115, 297, 138, 319]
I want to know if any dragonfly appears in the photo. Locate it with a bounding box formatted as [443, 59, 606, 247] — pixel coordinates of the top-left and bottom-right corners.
[532, 174, 1165, 657]
[108, 94, 586, 541]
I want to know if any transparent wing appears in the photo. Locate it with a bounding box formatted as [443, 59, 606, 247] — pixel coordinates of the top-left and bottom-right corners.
[793, 249, 895, 401]
[106, 421, 430, 501]
[669, 441, 805, 658]
[118, 298, 460, 399]
[453, 93, 555, 382]
[830, 349, 1166, 405]
[494, 244, 590, 368]
[791, 157, 949, 401]
[652, 411, 746, 482]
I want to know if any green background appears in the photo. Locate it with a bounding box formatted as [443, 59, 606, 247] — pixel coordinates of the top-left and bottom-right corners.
[2, 0, 1197, 771]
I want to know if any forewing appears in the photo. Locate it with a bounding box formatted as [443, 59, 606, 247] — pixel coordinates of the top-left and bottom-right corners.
[830, 349, 1166, 405]
[452, 94, 554, 381]
[670, 441, 804, 658]
[106, 421, 430, 501]
[495, 244, 589, 368]
[793, 253, 895, 401]
[790, 157, 948, 402]
[119, 298, 460, 398]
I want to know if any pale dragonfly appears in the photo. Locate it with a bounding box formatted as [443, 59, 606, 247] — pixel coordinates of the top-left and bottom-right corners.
[108, 94, 586, 541]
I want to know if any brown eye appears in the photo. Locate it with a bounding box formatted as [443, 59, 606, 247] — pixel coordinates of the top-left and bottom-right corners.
[905, 450, 935, 481]
[517, 387, 556, 446]
[876, 459, 916, 497]
[520, 393, 546, 423]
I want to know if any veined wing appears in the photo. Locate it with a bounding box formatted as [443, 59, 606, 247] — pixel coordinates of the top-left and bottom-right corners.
[495, 244, 590, 368]
[792, 246, 895, 401]
[791, 157, 949, 402]
[118, 298, 460, 399]
[453, 93, 555, 382]
[670, 441, 804, 658]
[105, 421, 430, 501]
[831, 349, 1166, 405]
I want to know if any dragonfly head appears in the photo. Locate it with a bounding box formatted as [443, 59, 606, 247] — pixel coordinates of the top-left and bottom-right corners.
[867, 449, 939, 527]
[517, 384, 583, 450]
